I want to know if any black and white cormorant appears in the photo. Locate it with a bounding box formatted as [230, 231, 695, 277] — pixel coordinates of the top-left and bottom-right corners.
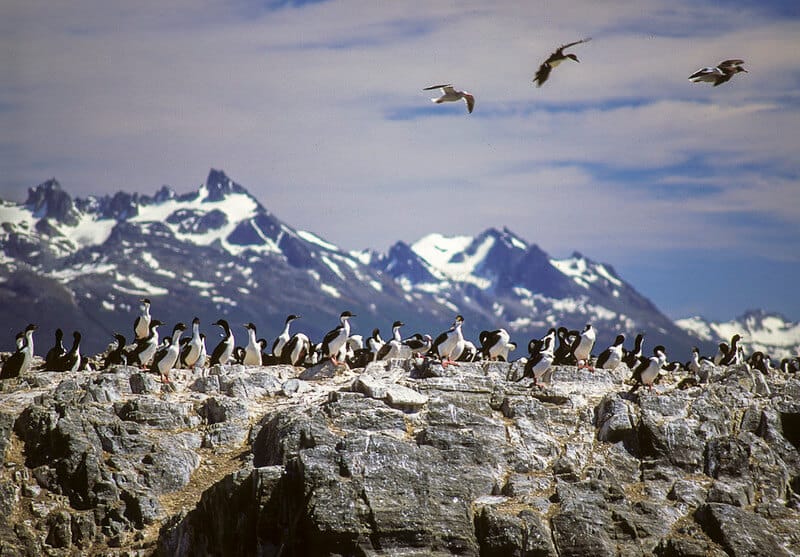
[180, 317, 203, 369]
[134, 298, 152, 340]
[56, 331, 83, 372]
[209, 319, 235, 366]
[479, 328, 515, 361]
[595, 334, 625, 371]
[282, 332, 311, 367]
[553, 327, 578, 366]
[44, 328, 66, 370]
[431, 315, 465, 367]
[103, 333, 128, 369]
[367, 328, 384, 361]
[243, 322, 262, 366]
[321, 311, 356, 366]
[403, 333, 433, 357]
[272, 314, 301, 360]
[629, 345, 668, 393]
[622, 333, 645, 369]
[1, 324, 37, 379]
[128, 320, 163, 367]
[376, 321, 405, 360]
[525, 335, 555, 387]
[719, 334, 742, 366]
[151, 322, 186, 383]
[572, 324, 596, 370]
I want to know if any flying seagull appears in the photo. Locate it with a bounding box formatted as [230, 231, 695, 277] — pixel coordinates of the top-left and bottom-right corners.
[423, 84, 475, 113]
[688, 59, 748, 86]
[533, 38, 592, 87]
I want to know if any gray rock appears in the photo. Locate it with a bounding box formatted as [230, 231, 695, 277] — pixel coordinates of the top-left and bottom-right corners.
[695, 503, 793, 557]
[0, 359, 798, 555]
[298, 360, 341, 380]
[385, 383, 428, 410]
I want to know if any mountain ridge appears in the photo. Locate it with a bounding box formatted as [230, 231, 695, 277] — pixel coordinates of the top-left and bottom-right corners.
[2, 169, 713, 356]
[676, 310, 800, 360]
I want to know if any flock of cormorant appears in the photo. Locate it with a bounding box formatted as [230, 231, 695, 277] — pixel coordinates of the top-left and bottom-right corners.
[2, 298, 798, 393]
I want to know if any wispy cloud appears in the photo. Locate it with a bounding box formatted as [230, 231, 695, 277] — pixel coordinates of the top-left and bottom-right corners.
[1, 0, 799, 319]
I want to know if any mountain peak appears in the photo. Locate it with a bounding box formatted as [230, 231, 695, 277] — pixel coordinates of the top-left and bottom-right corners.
[25, 178, 81, 226]
[204, 169, 249, 203]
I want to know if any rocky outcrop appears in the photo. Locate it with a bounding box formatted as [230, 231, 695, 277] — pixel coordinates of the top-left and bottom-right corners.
[0, 359, 798, 555]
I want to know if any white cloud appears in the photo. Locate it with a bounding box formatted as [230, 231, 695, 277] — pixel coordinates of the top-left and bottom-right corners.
[1, 0, 799, 269]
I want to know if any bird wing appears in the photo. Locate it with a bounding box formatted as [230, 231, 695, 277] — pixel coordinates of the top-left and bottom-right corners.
[322, 326, 343, 349]
[688, 67, 721, 80]
[376, 342, 393, 360]
[596, 348, 610, 369]
[533, 62, 551, 87]
[556, 37, 592, 54]
[718, 59, 744, 69]
[712, 73, 734, 86]
[423, 83, 452, 91]
[431, 331, 449, 355]
[209, 339, 228, 365]
[403, 336, 423, 351]
[463, 93, 475, 113]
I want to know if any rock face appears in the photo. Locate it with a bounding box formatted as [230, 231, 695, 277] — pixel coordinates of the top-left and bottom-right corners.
[0, 359, 799, 556]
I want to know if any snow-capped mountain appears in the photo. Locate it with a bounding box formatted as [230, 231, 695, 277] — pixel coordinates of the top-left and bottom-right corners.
[1, 170, 703, 356]
[676, 310, 800, 360]
[371, 227, 702, 356]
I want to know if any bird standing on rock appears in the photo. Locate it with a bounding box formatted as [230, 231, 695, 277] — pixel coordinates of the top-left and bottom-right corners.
[104, 333, 128, 369]
[209, 319, 235, 366]
[151, 322, 186, 383]
[180, 317, 203, 369]
[432, 315, 466, 368]
[525, 335, 555, 387]
[480, 328, 515, 361]
[272, 314, 301, 361]
[572, 324, 596, 370]
[57, 331, 83, 372]
[1, 324, 37, 379]
[629, 345, 668, 393]
[44, 328, 66, 370]
[128, 320, 163, 367]
[321, 311, 356, 367]
[243, 322, 262, 366]
[134, 298, 152, 340]
[596, 334, 625, 371]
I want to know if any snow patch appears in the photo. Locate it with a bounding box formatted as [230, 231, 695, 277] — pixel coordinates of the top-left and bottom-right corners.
[297, 230, 339, 251]
[411, 233, 493, 289]
[320, 283, 341, 298]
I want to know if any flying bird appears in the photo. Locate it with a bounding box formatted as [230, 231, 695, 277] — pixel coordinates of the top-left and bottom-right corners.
[688, 59, 748, 86]
[533, 38, 592, 87]
[423, 84, 475, 113]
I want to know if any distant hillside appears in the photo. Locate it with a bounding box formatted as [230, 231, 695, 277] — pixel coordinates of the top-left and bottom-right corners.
[676, 310, 800, 360]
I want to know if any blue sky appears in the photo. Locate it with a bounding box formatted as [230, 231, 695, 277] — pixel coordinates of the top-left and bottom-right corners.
[2, 0, 799, 322]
